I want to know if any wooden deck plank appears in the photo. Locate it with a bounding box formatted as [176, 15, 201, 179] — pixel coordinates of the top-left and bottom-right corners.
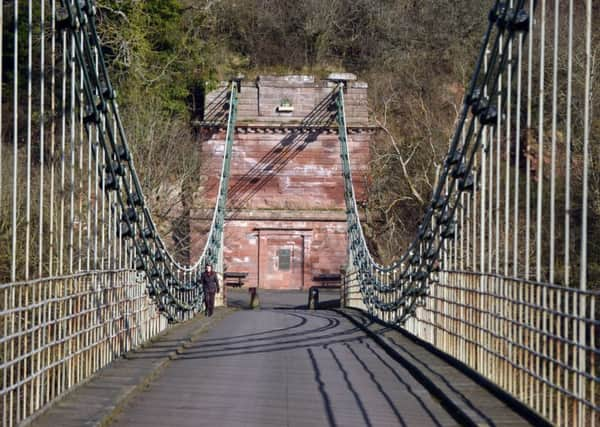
[108, 308, 460, 427]
[339, 308, 545, 426]
[28, 292, 541, 427]
[27, 308, 233, 427]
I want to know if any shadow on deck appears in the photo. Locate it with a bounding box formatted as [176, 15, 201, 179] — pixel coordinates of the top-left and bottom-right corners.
[29, 290, 548, 427]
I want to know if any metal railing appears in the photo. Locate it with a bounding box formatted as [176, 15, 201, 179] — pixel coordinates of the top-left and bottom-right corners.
[0, 270, 167, 426]
[338, 1, 598, 425]
[0, 1, 238, 425]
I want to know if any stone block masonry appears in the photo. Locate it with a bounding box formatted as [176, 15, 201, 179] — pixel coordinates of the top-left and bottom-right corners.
[193, 75, 373, 289]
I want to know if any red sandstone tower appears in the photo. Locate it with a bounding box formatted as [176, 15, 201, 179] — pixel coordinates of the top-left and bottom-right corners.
[192, 75, 372, 289]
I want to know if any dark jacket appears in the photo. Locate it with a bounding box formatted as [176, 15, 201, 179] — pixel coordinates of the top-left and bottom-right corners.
[201, 271, 219, 293]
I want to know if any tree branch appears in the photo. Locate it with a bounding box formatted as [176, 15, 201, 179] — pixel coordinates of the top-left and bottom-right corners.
[373, 116, 425, 205]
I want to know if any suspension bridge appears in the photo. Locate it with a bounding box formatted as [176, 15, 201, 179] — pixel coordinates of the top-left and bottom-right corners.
[1, 0, 598, 426]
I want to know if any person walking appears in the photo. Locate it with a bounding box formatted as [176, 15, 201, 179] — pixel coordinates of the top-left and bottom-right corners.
[200, 264, 219, 316]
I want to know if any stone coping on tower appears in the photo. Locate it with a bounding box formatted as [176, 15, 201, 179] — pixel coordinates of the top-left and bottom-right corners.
[201, 74, 371, 127]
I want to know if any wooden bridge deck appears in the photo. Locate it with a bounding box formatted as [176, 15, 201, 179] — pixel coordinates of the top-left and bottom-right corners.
[30, 291, 539, 427]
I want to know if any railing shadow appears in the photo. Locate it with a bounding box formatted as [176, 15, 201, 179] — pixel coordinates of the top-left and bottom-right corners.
[355, 341, 442, 427]
[337, 308, 514, 426]
[328, 347, 373, 426]
[307, 347, 338, 427]
[385, 335, 495, 425]
[168, 310, 453, 426]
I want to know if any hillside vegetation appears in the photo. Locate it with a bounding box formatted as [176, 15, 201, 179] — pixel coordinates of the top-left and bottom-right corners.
[95, 0, 491, 255]
[97, 0, 599, 286]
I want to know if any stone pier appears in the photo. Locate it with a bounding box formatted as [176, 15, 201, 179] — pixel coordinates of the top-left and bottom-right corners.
[192, 75, 373, 289]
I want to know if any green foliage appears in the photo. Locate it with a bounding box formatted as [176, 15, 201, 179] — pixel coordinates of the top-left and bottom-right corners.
[96, 0, 240, 116]
[98, 0, 186, 115]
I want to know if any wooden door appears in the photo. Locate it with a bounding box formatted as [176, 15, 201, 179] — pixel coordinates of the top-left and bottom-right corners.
[259, 235, 304, 289]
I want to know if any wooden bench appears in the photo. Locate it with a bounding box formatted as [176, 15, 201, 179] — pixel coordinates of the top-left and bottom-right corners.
[224, 272, 248, 288]
[308, 274, 342, 309]
[312, 273, 341, 288]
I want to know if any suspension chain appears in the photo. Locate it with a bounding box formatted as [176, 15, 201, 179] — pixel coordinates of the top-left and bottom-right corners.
[57, 0, 238, 321]
[336, 0, 533, 323]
